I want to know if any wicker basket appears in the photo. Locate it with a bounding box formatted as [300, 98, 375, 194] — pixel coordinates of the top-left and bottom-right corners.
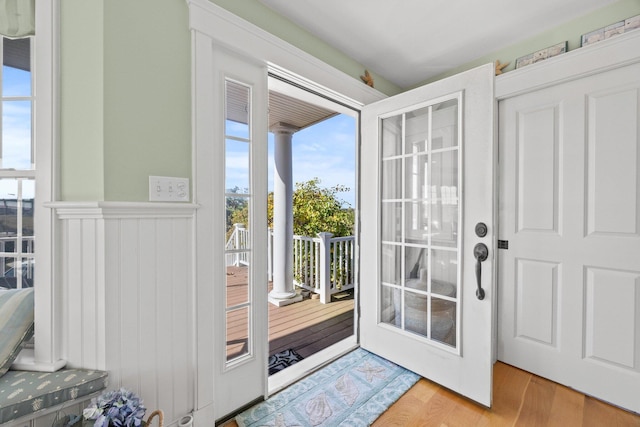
[144, 410, 164, 427]
[70, 410, 164, 427]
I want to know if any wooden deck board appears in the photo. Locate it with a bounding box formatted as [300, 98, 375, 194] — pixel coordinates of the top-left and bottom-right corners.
[225, 266, 354, 361]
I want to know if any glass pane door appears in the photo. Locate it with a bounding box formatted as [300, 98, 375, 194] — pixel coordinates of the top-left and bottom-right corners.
[379, 95, 461, 351]
[224, 79, 253, 364]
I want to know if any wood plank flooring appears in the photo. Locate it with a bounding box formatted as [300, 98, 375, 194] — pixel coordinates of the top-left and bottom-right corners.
[225, 361, 640, 427]
[373, 362, 640, 426]
[225, 266, 354, 360]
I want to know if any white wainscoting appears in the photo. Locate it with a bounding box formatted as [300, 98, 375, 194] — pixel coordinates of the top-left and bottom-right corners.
[52, 202, 198, 426]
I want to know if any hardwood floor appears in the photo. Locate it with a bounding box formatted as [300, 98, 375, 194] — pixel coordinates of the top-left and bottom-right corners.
[373, 362, 640, 427]
[225, 361, 640, 427]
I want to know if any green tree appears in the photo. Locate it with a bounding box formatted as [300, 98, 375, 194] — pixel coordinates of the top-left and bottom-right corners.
[290, 178, 353, 237]
[227, 178, 354, 238]
[226, 187, 248, 240]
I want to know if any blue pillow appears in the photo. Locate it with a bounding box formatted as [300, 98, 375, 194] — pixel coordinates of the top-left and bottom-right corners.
[0, 288, 34, 377]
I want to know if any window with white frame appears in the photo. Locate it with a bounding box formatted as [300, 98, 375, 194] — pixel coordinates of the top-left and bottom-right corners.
[0, 36, 35, 291]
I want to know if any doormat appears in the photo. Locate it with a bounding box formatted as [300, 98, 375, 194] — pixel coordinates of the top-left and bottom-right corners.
[268, 349, 304, 376]
[236, 348, 420, 427]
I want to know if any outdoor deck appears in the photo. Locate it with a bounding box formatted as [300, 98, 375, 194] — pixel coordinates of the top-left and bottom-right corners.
[225, 266, 355, 360]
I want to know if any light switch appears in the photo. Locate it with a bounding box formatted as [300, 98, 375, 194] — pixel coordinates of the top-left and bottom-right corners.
[149, 176, 190, 202]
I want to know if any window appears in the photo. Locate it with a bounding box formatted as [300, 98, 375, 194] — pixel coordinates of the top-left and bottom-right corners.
[0, 36, 35, 291]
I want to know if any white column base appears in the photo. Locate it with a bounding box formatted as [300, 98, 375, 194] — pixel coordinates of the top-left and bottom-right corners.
[268, 291, 303, 307]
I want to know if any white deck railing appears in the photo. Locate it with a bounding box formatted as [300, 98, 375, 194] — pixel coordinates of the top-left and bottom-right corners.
[226, 224, 354, 303]
[225, 223, 249, 267]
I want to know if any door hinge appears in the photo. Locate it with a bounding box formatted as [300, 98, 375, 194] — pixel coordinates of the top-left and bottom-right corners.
[498, 240, 509, 250]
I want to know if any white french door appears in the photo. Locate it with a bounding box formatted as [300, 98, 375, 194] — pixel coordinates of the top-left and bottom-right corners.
[360, 64, 495, 406]
[195, 43, 269, 420]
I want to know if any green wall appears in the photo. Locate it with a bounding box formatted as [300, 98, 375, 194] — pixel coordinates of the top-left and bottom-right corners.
[60, 0, 105, 200]
[60, 0, 191, 201]
[58, 0, 640, 201]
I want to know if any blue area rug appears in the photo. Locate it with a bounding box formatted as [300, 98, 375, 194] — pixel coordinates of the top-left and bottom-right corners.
[235, 348, 420, 427]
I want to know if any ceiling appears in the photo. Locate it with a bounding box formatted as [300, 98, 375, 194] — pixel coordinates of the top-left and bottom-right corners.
[259, 0, 617, 89]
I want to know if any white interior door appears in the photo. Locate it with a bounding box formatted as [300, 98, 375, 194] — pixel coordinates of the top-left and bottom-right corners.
[498, 62, 640, 414]
[360, 64, 495, 406]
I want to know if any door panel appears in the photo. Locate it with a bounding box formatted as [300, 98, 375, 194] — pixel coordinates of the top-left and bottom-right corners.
[361, 64, 495, 406]
[197, 45, 268, 420]
[498, 62, 640, 414]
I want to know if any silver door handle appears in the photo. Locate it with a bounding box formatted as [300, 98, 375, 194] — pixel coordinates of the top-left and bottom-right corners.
[473, 243, 488, 300]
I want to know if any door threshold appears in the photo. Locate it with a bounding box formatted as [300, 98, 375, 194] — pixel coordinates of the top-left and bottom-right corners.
[268, 336, 358, 395]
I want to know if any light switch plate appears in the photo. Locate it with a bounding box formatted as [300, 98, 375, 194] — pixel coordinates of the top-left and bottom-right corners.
[149, 176, 189, 202]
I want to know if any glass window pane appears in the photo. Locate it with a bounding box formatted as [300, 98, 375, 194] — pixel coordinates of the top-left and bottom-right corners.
[2, 38, 31, 97]
[405, 201, 429, 244]
[381, 244, 401, 286]
[381, 158, 401, 200]
[405, 153, 428, 201]
[431, 250, 458, 297]
[380, 285, 401, 328]
[431, 99, 458, 150]
[226, 306, 249, 361]
[381, 115, 402, 158]
[431, 150, 458, 247]
[431, 297, 456, 347]
[405, 246, 427, 291]
[381, 202, 401, 242]
[405, 106, 429, 154]
[225, 139, 250, 191]
[226, 264, 249, 308]
[22, 179, 34, 250]
[2, 100, 33, 169]
[225, 81, 250, 139]
[0, 179, 18, 248]
[405, 291, 427, 337]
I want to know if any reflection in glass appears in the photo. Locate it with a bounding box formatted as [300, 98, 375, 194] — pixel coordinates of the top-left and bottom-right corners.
[381, 159, 401, 200]
[431, 297, 456, 347]
[381, 115, 402, 158]
[380, 285, 401, 328]
[405, 291, 428, 337]
[431, 250, 457, 296]
[405, 201, 429, 244]
[405, 106, 430, 154]
[226, 306, 250, 361]
[225, 81, 250, 139]
[431, 150, 458, 247]
[405, 246, 427, 292]
[431, 99, 458, 150]
[404, 154, 428, 201]
[377, 95, 461, 352]
[381, 202, 402, 242]
[381, 244, 401, 286]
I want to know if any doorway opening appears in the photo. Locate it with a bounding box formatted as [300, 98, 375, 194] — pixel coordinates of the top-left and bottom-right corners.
[266, 78, 359, 385]
[223, 75, 360, 390]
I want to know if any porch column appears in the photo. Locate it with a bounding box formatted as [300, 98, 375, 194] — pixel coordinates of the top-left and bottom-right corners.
[269, 122, 303, 307]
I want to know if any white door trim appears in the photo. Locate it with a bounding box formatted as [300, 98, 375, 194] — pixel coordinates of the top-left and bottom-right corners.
[186, 0, 386, 108]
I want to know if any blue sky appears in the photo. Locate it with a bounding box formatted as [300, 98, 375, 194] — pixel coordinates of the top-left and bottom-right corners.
[1, 63, 34, 199]
[227, 113, 357, 207]
[272, 114, 356, 207]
